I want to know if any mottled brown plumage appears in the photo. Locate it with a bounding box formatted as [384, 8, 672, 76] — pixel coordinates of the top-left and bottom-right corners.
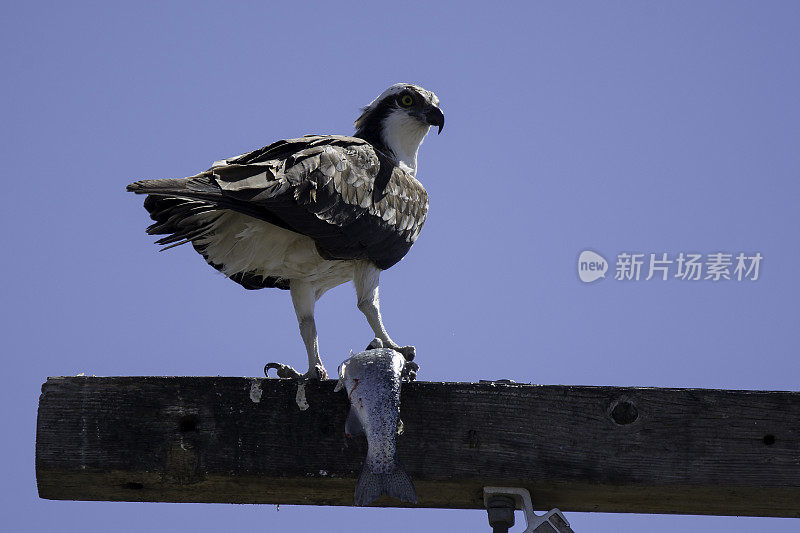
[128, 135, 428, 281]
[127, 83, 443, 379]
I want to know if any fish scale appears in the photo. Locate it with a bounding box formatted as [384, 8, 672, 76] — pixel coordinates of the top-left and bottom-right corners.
[335, 348, 417, 506]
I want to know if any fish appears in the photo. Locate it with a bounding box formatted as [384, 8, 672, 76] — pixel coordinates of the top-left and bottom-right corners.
[334, 348, 418, 506]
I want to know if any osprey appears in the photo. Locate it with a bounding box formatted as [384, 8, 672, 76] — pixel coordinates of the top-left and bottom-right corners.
[127, 83, 443, 380]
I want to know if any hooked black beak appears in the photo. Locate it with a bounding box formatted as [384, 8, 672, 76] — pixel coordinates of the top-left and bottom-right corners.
[424, 106, 445, 134]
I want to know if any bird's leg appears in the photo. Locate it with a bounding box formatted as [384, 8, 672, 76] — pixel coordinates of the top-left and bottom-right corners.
[264, 281, 328, 380]
[291, 281, 328, 379]
[354, 261, 416, 362]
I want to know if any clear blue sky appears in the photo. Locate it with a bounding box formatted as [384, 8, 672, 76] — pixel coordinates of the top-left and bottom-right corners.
[2, 1, 799, 531]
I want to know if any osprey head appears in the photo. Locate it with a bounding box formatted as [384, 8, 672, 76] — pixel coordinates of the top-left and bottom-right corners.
[354, 83, 444, 175]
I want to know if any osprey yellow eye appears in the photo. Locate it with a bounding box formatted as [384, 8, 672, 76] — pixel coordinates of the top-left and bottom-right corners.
[400, 94, 413, 107]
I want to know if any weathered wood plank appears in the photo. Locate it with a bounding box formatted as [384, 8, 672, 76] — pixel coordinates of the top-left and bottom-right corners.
[35, 377, 800, 517]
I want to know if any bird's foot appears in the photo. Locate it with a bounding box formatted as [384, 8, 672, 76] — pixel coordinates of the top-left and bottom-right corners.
[401, 361, 419, 382]
[366, 338, 416, 362]
[306, 363, 328, 381]
[366, 338, 384, 350]
[395, 345, 416, 361]
[264, 362, 303, 379]
[264, 362, 328, 380]
[365, 339, 418, 381]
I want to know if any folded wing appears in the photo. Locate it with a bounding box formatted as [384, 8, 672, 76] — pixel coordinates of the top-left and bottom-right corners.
[127, 135, 429, 270]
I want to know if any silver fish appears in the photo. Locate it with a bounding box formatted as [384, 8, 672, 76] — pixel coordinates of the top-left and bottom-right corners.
[334, 348, 417, 506]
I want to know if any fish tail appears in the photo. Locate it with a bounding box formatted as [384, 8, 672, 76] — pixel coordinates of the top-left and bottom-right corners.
[383, 466, 418, 504]
[354, 462, 418, 506]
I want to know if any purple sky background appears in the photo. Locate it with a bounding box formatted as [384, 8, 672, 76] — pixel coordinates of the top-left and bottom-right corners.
[3, 1, 799, 531]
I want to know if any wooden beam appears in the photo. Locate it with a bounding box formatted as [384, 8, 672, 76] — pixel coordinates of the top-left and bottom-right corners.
[36, 377, 800, 517]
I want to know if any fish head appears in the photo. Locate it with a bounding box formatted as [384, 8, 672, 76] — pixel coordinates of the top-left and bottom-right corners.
[334, 350, 359, 393]
[333, 360, 349, 393]
[334, 348, 406, 395]
[333, 356, 363, 395]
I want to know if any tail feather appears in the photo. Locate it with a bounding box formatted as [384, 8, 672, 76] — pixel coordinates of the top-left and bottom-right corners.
[137, 195, 220, 248]
[127, 176, 220, 201]
[127, 177, 191, 195]
[126, 175, 224, 249]
[354, 463, 417, 506]
[127, 176, 288, 291]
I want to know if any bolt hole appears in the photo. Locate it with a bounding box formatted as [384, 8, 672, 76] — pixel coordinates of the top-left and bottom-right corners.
[124, 482, 144, 490]
[763, 434, 776, 445]
[610, 400, 638, 425]
[178, 414, 198, 432]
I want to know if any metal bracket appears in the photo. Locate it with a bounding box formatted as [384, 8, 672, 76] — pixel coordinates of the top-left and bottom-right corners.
[483, 487, 574, 533]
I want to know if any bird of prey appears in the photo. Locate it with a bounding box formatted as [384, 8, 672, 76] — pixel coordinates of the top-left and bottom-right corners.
[127, 83, 443, 380]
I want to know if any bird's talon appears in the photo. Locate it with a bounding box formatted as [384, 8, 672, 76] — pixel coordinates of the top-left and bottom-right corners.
[366, 338, 384, 350]
[265, 362, 328, 380]
[264, 362, 303, 379]
[367, 340, 415, 362]
[306, 364, 328, 381]
[396, 345, 416, 362]
[401, 361, 419, 382]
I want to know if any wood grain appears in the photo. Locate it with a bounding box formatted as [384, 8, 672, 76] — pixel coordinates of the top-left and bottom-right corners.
[36, 377, 800, 517]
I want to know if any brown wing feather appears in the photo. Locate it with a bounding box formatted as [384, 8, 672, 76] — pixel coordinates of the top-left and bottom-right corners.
[127, 135, 428, 270]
